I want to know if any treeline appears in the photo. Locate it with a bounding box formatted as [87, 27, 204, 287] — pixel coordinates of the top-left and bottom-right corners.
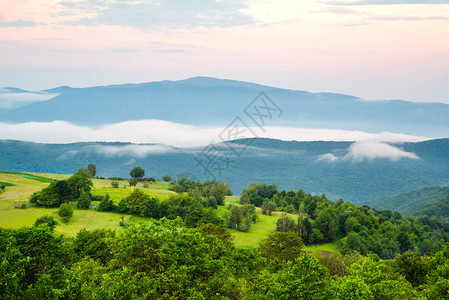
[29, 168, 93, 207]
[4, 219, 449, 299]
[244, 183, 449, 259]
[115, 189, 225, 228]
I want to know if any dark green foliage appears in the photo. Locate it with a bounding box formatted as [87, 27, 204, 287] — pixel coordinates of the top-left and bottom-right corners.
[76, 191, 91, 209]
[87, 163, 96, 177]
[72, 228, 115, 264]
[269, 254, 331, 299]
[223, 204, 256, 232]
[260, 232, 304, 262]
[66, 173, 93, 199]
[111, 179, 119, 188]
[34, 215, 58, 231]
[117, 198, 128, 213]
[0, 226, 71, 297]
[58, 203, 73, 223]
[276, 213, 296, 232]
[128, 177, 137, 187]
[129, 166, 145, 178]
[97, 194, 116, 212]
[162, 174, 172, 182]
[242, 182, 278, 207]
[365, 186, 449, 216]
[29, 179, 73, 207]
[412, 195, 449, 222]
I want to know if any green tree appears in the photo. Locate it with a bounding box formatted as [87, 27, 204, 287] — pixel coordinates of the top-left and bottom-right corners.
[162, 174, 172, 182]
[76, 191, 91, 209]
[97, 194, 116, 212]
[87, 163, 96, 177]
[34, 216, 58, 231]
[260, 232, 304, 262]
[128, 178, 138, 189]
[58, 203, 74, 223]
[67, 174, 93, 199]
[130, 167, 145, 179]
[276, 213, 296, 232]
[269, 254, 331, 299]
[72, 228, 115, 264]
[111, 180, 119, 188]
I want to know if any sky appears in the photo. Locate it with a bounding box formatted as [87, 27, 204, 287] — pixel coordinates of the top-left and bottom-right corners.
[1, 0, 449, 103]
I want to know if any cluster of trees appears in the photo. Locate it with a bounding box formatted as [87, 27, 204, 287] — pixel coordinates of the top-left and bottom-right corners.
[241, 182, 449, 259]
[223, 204, 256, 232]
[105, 189, 225, 228]
[4, 218, 449, 299]
[29, 168, 93, 208]
[171, 177, 232, 206]
[241, 182, 326, 215]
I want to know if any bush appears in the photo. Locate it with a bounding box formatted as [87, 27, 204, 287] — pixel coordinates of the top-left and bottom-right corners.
[111, 180, 119, 188]
[76, 191, 91, 209]
[143, 182, 149, 188]
[162, 174, 172, 182]
[19, 204, 27, 209]
[34, 215, 58, 230]
[97, 194, 116, 212]
[58, 203, 73, 223]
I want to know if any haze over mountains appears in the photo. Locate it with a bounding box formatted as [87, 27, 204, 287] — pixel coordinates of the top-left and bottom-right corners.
[1, 77, 449, 140]
[1, 77, 449, 207]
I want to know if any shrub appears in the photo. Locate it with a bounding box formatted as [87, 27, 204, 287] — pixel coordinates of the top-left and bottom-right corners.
[58, 203, 73, 223]
[34, 215, 58, 230]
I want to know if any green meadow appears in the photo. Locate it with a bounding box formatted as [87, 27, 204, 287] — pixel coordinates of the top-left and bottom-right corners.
[0, 171, 336, 254]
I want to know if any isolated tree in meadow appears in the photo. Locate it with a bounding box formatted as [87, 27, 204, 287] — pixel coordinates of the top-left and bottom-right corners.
[128, 178, 138, 190]
[130, 167, 145, 179]
[162, 174, 172, 182]
[58, 203, 74, 223]
[111, 180, 119, 188]
[87, 163, 96, 177]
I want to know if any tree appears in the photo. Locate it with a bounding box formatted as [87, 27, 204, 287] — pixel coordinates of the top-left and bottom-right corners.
[67, 174, 93, 199]
[77, 191, 91, 209]
[87, 163, 96, 177]
[111, 180, 119, 188]
[260, 232, 304, 262]
[128, 178, 138, 189]
[34, 216, 58, 231]
[58, 203, 73, 223]
[0, 184, 5, 191]
[276, 213, 296, 232]
[130, 167, 145, 179]
[269, 254, 331, 299]
[97, 194, 116, 212]
[162, 174, 172, 182]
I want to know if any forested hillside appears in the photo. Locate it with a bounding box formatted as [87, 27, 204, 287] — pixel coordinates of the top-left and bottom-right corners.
[364, 186, 449, 216]
[1, 138, 449, 203]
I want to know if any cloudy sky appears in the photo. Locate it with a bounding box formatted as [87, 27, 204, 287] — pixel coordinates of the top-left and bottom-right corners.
[1, 0, 449, 103]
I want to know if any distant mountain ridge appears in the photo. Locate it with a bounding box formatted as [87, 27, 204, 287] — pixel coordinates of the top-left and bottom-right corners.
[1, 76, 449, 137]
[364, 186, 449, 216]
[1, 137, 449, 204]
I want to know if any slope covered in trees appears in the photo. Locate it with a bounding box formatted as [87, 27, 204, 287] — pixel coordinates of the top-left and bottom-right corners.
[364, 186, 449, 216]
[2, 138, 449, 203]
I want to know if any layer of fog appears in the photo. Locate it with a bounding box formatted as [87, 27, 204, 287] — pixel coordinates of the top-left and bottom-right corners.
[0, 119, 429, 148]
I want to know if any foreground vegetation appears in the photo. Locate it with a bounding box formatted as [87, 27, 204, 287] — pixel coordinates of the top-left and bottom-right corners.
[4, 169, 449, 298]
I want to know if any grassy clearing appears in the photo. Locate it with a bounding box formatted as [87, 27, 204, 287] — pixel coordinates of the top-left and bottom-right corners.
[0, 173, 154, 235]
[91, 186, 176, 203]
[304, 242, 338, 254]
[1, 171, 55, 183]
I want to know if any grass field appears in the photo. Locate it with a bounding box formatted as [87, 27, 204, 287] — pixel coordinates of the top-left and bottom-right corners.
[0, 172, 337, 253]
